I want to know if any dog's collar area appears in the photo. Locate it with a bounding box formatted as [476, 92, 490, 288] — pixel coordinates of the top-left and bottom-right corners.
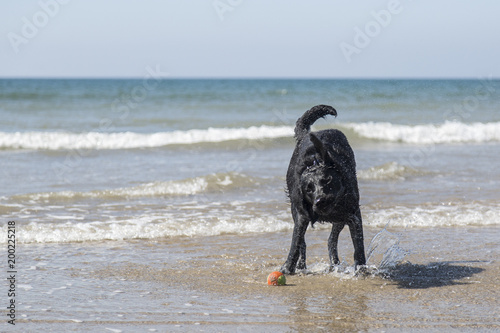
[304, 158, 323, 171]
[304, 163, 339, 174]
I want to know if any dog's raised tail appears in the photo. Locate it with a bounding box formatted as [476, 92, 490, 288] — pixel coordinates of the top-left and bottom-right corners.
[294, 105, 337, 141]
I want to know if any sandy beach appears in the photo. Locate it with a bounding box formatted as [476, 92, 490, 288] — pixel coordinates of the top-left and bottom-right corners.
[13, 225, 499, 332]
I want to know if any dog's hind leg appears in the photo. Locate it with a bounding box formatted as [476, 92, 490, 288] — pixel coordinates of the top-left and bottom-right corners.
[328, 222, 345, 267]
[347, 212, 366, 268]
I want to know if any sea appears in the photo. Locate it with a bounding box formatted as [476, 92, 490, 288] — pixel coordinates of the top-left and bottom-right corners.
[1, 78, 499, 332]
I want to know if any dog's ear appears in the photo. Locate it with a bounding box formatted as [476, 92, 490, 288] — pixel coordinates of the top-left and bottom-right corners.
[310, 133, 332, 164]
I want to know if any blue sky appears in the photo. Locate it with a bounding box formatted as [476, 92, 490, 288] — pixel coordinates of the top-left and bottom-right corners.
[1, 0, 499, 78]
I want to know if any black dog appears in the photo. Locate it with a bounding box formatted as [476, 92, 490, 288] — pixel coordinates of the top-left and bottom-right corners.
[281, 105, 366, 274]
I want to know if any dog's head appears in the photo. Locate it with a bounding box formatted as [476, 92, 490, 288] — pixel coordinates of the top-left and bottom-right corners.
[300, 133, 345, 216]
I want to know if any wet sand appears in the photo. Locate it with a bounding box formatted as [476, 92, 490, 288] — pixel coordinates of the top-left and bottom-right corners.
[13, 226, 500, 332]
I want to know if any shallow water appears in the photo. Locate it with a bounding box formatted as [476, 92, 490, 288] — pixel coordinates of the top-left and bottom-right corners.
[11, 226, 499, 332]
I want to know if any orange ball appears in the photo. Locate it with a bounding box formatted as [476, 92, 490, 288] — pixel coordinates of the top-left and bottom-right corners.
[267, 271, 286, 286]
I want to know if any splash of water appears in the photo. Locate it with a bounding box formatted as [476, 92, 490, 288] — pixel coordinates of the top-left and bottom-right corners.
[366, 227, 409, 270]
[272, 225, 411, 279]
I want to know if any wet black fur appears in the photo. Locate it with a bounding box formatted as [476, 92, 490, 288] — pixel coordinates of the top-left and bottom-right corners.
[281, 105, 366, 274]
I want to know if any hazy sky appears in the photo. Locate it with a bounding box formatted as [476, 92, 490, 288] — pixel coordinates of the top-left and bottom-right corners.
[1, 0, 499, 78]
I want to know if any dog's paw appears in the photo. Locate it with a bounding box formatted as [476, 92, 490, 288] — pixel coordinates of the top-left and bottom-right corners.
[280, 264, 295, 275]
[328, 264, 339, 273]
[354, 265, 369, 277]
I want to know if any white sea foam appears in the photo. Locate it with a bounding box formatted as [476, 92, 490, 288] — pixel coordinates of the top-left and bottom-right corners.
[2, 202, 498, 244]
[2, 121, 499, 150]
[364, 202, 500, 228]
[13, 172, 251, 201]
[357, 162, 424, 181]
[344, 121, 500, 144]
[10, 215, 293, 244]
[0, 125, 294, 150]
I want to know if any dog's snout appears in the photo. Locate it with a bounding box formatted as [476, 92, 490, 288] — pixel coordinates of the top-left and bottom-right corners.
[315, 197, 327, 208]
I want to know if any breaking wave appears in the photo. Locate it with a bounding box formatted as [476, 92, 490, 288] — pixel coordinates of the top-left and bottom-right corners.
[10, 172, 257, 202]
[1, 201, 498, 244]
[2, 121, 499, 151]
[0, 125, 294, 150]
[343, 121, 500, 144]
[8, 215, 293, 244]
[365, 202, 500, 228]
[358, 162, 425, 181]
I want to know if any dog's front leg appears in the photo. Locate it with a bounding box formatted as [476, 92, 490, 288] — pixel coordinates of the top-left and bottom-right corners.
[348, 212, 366, 268]
[328, 222, 345, 268]
[281, 208, 309, 274]
[282, 220, 308, 274]
[296, 230, 307, 271]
